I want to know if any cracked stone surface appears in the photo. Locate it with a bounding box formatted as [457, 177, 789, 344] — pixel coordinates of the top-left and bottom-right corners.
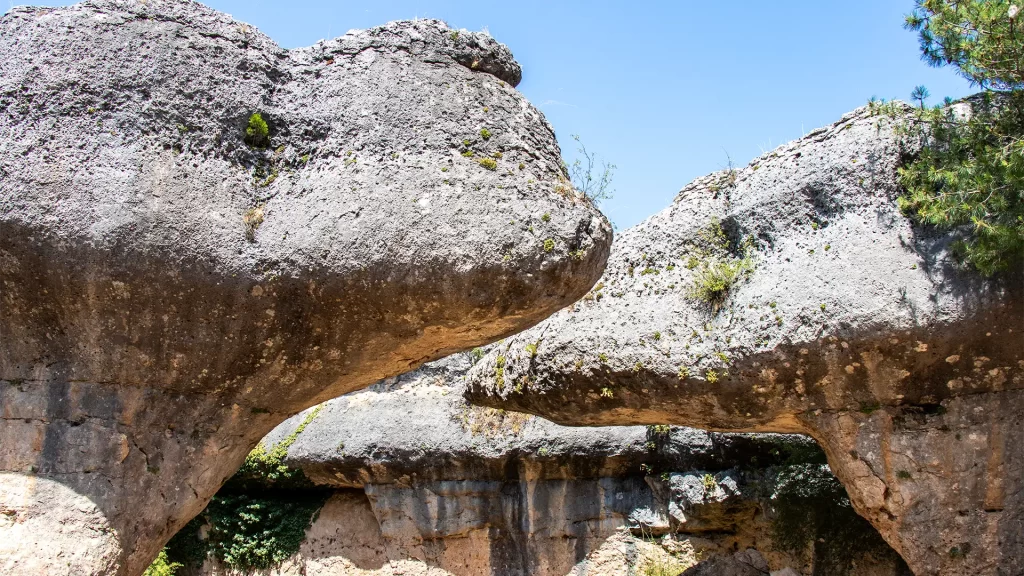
[466, 106, 1023, 575]
[0, 1, 610, 574]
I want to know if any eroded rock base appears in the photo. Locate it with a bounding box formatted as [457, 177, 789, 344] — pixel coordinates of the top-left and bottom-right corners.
[806, 389, 1024, 575]
[182, 477, 910, 576]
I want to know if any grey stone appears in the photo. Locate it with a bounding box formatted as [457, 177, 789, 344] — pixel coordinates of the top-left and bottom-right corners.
[655, 470, 754, 533]
[251, 352, 906, 575]
[681, 549, 770, 576]
[272, 351, 813, 487]
[0, 1, 610, 574]
[466, 105, 1023, 575]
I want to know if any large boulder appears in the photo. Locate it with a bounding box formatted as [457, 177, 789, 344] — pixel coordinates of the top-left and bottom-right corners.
[0, 1, 610, 574]
[466, 106, 1023, 575]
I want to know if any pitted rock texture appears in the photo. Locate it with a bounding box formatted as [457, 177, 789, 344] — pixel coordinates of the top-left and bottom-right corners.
[465, 106, 1024, 575]
[211, 352, 908, 576]
[0, 1, 610, 574]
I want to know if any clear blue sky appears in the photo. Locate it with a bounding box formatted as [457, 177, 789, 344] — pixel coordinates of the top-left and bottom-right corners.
[9, 1, 974, 228]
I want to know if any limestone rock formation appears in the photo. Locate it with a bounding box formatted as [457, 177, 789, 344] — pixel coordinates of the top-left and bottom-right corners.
[179, 352, 909, 576]
[0, 2, 611, 574]
[466, 107, 1023, 575]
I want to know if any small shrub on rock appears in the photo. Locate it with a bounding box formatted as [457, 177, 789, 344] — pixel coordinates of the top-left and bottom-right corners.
[244, 112, 270, 147]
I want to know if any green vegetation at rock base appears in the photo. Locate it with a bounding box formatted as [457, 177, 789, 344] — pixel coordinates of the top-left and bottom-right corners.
[766, 463, 909, 574]
[154, 405, 330, 573]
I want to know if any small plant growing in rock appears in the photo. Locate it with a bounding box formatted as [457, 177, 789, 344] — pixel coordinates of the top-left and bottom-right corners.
[949, 543, 972, 558]
[494, 356, 506, 390]
[525, 342, 538, 357]
[541, 212, 551, 222]
[897, 470, 913, 480]
[686, 255, 754, 310]
[600, 387, 614, 398]
[478, 157, 497, 170]
[567, 134, 615, 205]
[479, 127, 492, 139]
[705, 369, 719, 383]
[470, 347, 485, 364]
[701, 473, 717, 493]
[543, 238, 555, 252]
[243, 206, 264, 242]
[244, 113, 269, 147]
[678, 366, 690, 379]
[649, 424, 670, 436]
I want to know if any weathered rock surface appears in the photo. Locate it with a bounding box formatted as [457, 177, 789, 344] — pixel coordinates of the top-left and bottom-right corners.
[680, 549, 770, 576]
[184, 352, 909, 576]
[273, 353, 808, 487]
[466, 107, 1024, 574]
[0, 1, 610, 574]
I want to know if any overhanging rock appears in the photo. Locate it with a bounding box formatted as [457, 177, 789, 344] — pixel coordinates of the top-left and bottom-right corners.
[0, 1, 611, 574]
[466, 106, 1023, 575]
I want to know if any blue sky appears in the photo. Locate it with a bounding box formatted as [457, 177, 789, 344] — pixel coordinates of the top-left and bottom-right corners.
[10, 1, 974, 228]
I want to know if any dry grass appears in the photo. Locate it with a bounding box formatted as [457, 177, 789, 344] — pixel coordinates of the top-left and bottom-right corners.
[243, 206, 264, 241]
[457, 405, 533, 437]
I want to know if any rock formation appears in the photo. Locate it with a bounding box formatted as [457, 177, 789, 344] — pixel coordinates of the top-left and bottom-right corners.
[180, 352, 909, 575]
[0, 2, 610, 574]
[466, 107, 1023, 575]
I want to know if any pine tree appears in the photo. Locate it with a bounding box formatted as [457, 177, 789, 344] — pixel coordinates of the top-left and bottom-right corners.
[896, 1, 1024, 275]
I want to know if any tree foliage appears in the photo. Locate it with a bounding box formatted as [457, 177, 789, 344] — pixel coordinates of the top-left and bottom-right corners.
[142, 549, 182, 576]
[906, 1, 1024, 91]
[244, 112, 270, 147]
[896, 1, 1024, 275]
[203, 492, 327, 570]
[162, 405, 330, 572]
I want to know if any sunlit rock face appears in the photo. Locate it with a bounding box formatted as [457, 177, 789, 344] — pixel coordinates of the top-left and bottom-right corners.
[181, 353, 909, 576]
[466, 106, 1024, 575]
[0, 1, 611, 574]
